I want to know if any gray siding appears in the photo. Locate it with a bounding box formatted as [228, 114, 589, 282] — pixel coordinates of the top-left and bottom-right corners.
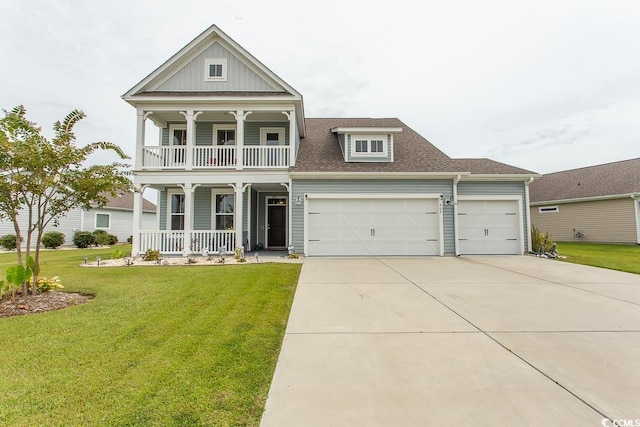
[159, 190, 168, 229]
[291, 179, 454, 254]
[156, 42, 279, 92]
[530, 198, 637, 244]
[457, 181, 529, 250]
[346, 134, 393, 163]
[245, 122, 290, 145]
[161, 127, 169, 146]
[193, 187, 212, 230]
[83, 209, 156, 243]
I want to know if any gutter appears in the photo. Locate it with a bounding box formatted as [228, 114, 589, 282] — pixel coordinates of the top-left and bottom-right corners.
[453, 174, 462, 256]
[530, 193, 639, 206]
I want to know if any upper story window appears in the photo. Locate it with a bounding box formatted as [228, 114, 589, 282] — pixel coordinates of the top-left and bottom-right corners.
[204, 58, 228, 82]
[260, 128, 285, 145]
[213, 124, 236, 145]
[351, 135, 388, 157]
[169, 124, 187, 146]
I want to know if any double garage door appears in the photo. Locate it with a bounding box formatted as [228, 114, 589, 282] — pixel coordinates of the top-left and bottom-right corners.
[305, 195, 523, 256]
[307, 196, 442, 256]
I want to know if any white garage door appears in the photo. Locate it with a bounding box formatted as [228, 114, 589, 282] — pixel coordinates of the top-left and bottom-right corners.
[457, 199, 522, 255]
[307, 197, 442, 256]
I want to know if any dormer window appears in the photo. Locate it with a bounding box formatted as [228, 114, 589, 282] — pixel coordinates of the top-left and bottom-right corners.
[351, 135, 388, 157]
[205, 58, 227, 81]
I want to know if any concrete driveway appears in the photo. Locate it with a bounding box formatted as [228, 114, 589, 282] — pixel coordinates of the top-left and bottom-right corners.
[260, 256, 640, 427]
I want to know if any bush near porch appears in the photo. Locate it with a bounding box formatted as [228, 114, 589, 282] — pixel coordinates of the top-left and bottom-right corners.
[0, 245, 300, 426]
[557, 242, 640, 275]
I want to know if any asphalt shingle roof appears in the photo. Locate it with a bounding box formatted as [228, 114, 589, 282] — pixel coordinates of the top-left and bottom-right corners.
[292, 118, 536, 175]
[100, 192, 156, 212]
[529, 157, 640, 202]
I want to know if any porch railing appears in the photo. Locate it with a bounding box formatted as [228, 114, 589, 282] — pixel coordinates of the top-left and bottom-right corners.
[142, 146, 186, 168]
[140, 145, 289, 169]
[193, 146, 236, 168]
[137, 230, 235, 255]
[243, 146, 289, 168]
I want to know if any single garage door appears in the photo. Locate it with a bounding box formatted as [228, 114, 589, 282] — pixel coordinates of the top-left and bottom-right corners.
[307, 196, 442, 256]
[457, 199, 522, 255]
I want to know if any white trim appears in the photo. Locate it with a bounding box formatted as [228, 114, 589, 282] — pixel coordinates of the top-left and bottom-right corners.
[634, 197, 640, 245]
[213, 123, 237, 145]
[264, 196, 288, 249]
[457, 195, 525, 255]
[531, 192, 639, 205]
[350, 134, 389, 157]
[303, 193, 444, 256]
[94, 212, 111, 229]
[204, 58, 227, 81]
[168, 124, 187, 146]
[538, 205, 559, 213]
[331, 127, 403, 134]
[211, 188, 235, 231]
[260, 127, 286, 146]
[167, 189, 185, 231]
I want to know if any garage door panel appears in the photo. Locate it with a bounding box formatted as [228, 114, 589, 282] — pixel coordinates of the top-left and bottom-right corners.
[307, 197, 441, 256]
[458, 199, 521, 255]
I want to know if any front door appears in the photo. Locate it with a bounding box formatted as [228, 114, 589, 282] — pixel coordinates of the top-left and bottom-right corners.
[267, 205, 286, 248]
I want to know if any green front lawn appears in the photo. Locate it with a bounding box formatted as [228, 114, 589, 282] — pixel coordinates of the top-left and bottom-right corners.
[557, 242, 640, 275]
[0, 246, 301, 426]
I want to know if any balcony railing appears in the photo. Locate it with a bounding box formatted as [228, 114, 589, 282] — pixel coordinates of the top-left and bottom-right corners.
[140, 145, 289, 169]
[137, 230, 236, 255]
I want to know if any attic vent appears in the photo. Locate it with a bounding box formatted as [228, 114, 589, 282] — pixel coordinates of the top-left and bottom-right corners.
[205, 58, 227, 82]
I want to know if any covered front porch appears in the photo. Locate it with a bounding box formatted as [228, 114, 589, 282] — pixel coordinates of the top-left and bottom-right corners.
[131, 178, 293, 256]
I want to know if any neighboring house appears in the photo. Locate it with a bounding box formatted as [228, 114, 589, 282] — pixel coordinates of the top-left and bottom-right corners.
[0, 192, 157, 247]
[529, 158, 640, 244]
[123, 25, 538, 257]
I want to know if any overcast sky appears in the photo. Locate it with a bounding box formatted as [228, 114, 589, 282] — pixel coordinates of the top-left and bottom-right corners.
[2, 0, 639, 176]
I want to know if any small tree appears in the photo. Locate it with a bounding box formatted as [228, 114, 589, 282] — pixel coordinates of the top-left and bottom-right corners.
[0, 106, 132, 295]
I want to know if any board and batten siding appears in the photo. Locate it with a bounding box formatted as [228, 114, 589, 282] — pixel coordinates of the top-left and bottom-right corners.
[155, 42, 279, 92]
[291, 179, 454, 254]
[530, 198, 637, 243]
[457, 181, 529, 250]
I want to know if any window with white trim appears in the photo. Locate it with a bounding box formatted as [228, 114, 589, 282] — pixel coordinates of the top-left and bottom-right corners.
[260, 128, 285, 146]
[205, 58, 228, 81]
[169, 124, 187, 146]
[95, 213, 110, 229]
[538, 206, 559, 214]
[168, 190, 185, 230]
[213, 191, 234, 230]
[350, 134, 388, 157]
[213, 124, 236, 145]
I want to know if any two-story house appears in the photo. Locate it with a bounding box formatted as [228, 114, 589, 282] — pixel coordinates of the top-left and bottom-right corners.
[124, 25, 538, 257]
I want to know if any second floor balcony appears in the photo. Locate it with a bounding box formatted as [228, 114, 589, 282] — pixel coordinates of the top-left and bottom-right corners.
[141, 145, 290, 169]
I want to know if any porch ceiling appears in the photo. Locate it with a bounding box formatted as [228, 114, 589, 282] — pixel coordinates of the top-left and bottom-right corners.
[148, 110, 291, 126]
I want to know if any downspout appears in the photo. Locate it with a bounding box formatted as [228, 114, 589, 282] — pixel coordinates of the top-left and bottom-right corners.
[632, 193, 640, 244]
[453, 174, 461, 256]
[524, 177, 535, 253]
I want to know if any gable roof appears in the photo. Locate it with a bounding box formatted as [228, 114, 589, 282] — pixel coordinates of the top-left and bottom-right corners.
[122, 25, 301, 99]
[292, 118, 536, 177]
[97, 193, 156, 213]
[529, 157, 640, 203]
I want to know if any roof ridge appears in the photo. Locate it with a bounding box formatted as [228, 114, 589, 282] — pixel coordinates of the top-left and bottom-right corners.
[544, 157, 640, 175]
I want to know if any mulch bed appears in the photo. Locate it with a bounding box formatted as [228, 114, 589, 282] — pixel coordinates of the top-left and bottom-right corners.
[0, 292, 92, 318]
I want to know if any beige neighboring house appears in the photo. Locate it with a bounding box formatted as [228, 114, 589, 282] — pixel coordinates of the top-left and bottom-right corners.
[529, 158, 640, 244]
[0, 192, 157, 247]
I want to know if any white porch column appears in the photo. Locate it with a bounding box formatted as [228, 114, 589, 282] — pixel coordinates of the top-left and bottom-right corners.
[183, 110, 195, 170]
[132, 186, 146, 256]
[233, 181, 244, 250]
[231, 110, 252, 170]
[282, 110, 295, 166]
[181, 183, 194, 255]
[135, 110, 145, 170]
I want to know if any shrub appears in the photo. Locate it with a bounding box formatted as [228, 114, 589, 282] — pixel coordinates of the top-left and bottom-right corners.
[42, 231, 65, 249]
[33, 276, 64, 293]
[93, 230, 118, 246]
[0, 234, 18, 251]
[73, 231, 95, 249]
[111, 249, 127, 259]
[127, 235, 133, 244]
[142, 249, 160, 261]
[531, 225, 556, 254]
